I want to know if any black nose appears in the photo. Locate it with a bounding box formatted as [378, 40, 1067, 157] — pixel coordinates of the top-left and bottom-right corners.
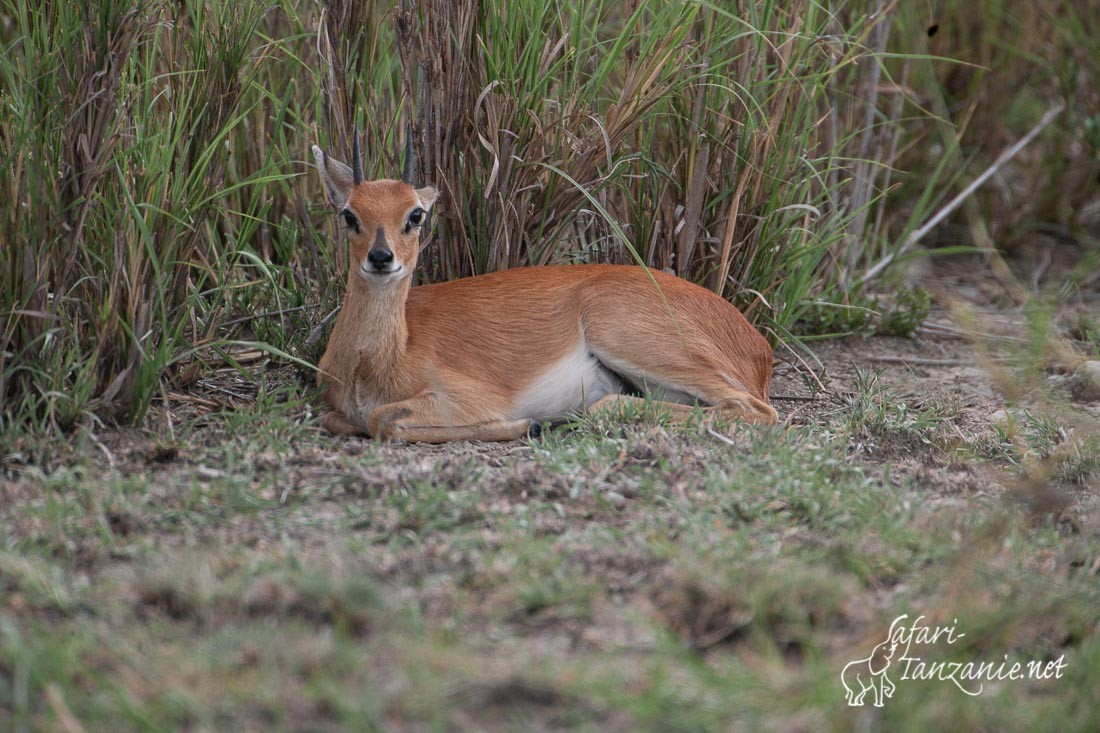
[367, 249, 394, 269]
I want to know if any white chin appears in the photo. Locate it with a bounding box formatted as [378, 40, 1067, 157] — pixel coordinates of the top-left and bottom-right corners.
[360, 265, 407, 283]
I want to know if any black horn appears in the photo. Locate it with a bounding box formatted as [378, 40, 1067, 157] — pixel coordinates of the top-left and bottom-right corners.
[401, 123, 416, 185]
[351, 125, 364, 185]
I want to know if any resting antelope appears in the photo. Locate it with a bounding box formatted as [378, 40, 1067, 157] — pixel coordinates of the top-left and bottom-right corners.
[310, 132, 778, 442]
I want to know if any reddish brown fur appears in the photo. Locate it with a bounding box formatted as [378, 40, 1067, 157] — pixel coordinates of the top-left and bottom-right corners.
[312, 147, 777, 442]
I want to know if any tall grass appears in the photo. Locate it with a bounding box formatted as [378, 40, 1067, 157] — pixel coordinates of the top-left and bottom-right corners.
[5, 0, 1087, 441]
[388, 0, 898, 327]
[887, 0, 1098, 265]
[1, 0, 286, 437]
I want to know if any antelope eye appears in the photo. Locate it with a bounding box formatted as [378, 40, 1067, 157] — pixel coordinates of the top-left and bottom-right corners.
[407, 207, 425, 227]
[341, 209, 359, 232]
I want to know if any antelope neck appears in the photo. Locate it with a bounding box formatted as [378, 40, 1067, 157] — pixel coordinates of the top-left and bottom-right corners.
[332, 269, 410, 381]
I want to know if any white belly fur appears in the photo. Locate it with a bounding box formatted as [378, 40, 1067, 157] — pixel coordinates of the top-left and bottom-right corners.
[509, 342, 624, 421]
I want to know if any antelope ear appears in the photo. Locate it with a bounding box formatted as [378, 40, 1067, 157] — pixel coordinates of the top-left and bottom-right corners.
[311, 145, 355, 207]
[416, 186, 438, 211]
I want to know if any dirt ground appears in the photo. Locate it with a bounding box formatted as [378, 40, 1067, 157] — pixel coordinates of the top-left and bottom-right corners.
[3, 280, 1099, 730]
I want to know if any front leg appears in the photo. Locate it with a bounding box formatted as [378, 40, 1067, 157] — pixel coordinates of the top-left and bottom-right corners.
[368, 396, 534, 443]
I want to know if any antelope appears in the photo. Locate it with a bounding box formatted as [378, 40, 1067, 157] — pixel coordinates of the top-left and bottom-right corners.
[310, 132, 778, 442]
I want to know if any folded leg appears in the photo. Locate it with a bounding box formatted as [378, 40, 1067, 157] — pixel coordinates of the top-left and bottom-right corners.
[367, 395, 533, 443]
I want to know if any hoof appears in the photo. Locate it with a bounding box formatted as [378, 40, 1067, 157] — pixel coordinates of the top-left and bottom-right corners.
[527, 420, 543, 440]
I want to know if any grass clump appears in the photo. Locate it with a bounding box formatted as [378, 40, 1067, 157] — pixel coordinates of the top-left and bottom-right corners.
[792, 296, 877, 339]
[880, 286, 934, 337]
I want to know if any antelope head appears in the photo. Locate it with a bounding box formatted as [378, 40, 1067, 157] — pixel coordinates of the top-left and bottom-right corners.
[311, 128, 437, 286]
